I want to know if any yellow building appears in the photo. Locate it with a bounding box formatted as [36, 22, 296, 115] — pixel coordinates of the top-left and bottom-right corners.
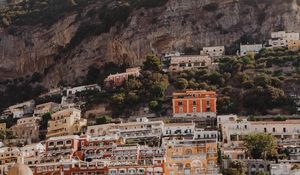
[0, 123, 6, 131]
[165, 143, 218, 175]
[288, 40, 300, 51]
[46, 108, 87, 138]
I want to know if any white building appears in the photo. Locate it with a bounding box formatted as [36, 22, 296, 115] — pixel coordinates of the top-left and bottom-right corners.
[269, 31, 300, 48]
[270, 163, 300, 175]
[201, 46, 225, 57]
[219, 115, 300, 148]
[66, 84, 101, 96]
[168, 55, 212, 72]
[0, 147, 20, 165]
[240, 44, 263, 56]
[163, 123, 195, 136]
[87, 118, 164, 144]
[1, 100, 35, 119]
[20, 143, 45, 165]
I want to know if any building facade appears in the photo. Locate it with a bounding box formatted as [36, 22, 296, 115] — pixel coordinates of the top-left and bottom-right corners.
[202, 46, 225, 58]
[172, 90, 217, 118]
[165, 143, 218, 175]
[11, 116, 40, 143]
[269, 31, 300, 48]
[168, 55, 212, 72]
[34, 102, 59, 117]
[104, 67, 141, 87]
[288, 40, 300, 51]
[47, 108, 87, 138]
[240, 44, 263, 56]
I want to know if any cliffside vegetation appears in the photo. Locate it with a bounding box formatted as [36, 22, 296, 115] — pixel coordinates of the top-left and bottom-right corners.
[80, 48, 299, 117]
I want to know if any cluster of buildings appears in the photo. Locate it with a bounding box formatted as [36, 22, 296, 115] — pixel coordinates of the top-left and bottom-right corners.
[2, 88, 300, 175]
[0, 90, 220, 175]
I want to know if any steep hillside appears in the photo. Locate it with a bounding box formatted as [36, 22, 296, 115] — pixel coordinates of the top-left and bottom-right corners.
[0, 0, 299, 88]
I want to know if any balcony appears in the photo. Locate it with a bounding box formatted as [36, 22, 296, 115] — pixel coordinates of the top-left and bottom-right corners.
[171, 154, 206, 160]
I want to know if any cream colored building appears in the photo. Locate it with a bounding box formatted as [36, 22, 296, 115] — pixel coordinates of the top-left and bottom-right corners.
[219, 115, 300, 148]
[269, 31, 299, 48]
[240, 44, 263, 56]
[168, 55, 212, 72]
[165, 143, 218, 175]
[20, 143, 45, 165]
[46, 108, 87, 138]
[0, 147, 20, 165]
[34, 102, 59, 116]
[202, 46, 225, 57]
[87, 117, 164, 144]
[11, 116, 40, 143]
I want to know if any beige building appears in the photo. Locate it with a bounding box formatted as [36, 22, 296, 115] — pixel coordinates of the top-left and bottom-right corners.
[11, 116, 40, 143]
[288, 40, 300, 51]
[168, 55, 212, 72]
[46, 108, 87, 138]
[0, 123, 6, 131]
[34, 102, 59, 116]
[20, 143, 45, 165]
[0, 147, 20, 165]
[202, 46, 225, 57]
[165, 143, 218, 175]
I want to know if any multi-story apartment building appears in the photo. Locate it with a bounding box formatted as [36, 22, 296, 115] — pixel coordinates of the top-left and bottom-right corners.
[43, 135, 82, 162]
[240, 44, 263, 56]
[34, 102, 59, 116]
[163, 123, 195, 136]
[0, 147, 20, 165]
[81, 135, 123, 161]
[31, 160, 107, 175]
[20, 143, 45, 165]
[104, 67, 141, 87]
[46, 108, 87, 138]
[202, 46, 225, 58]
[11, 116, 40, 143]
[269, 31, 300, 48]
[168, 55, 212, 72]
[87, 117, 164, 145]
[172, 90, 217, 118]
[165, 143, 218, 175]
[1, 100, 35, 119]
[219, 115, 300, 148]
[288, 40, 300, 51]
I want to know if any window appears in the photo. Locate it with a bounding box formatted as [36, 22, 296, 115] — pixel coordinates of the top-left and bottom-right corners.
[264, 128, 267, 132]
[178, 101, 183, 106]
[179, 107, 183, 113]
[193, 107, 196, 113]
[283, 128, 286, 133]
[273, 128, 276, 132]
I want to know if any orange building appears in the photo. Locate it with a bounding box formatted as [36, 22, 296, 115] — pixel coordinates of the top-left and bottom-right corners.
[172, 90, 217, 118]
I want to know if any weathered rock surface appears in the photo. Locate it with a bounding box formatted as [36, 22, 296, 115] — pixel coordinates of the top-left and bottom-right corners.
[0, 0, 299, 88]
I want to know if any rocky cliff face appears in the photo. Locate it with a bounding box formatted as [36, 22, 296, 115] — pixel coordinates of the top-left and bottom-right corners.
[0, 0, 299, 88]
